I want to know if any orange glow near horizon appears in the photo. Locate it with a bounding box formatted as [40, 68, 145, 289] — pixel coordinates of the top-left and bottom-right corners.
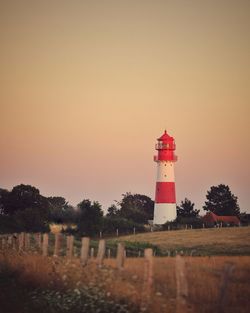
[0, 0, 250, 212]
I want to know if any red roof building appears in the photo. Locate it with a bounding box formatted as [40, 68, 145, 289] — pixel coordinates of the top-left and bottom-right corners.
[202, 212, 240, 226]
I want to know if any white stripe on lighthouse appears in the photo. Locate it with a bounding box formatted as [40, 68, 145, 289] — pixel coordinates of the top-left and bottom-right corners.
[153, 203, 176, 224]
[156, 161, 175, 182]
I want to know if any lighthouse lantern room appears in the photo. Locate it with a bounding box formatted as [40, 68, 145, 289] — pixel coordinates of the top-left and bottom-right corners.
[153, 130, 177, 224]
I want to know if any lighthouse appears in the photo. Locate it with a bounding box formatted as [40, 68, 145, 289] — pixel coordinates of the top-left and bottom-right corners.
[153, 130, 177, 224]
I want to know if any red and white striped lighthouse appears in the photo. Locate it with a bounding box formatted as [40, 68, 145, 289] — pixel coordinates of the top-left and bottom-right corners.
[153, 130, 177, 224]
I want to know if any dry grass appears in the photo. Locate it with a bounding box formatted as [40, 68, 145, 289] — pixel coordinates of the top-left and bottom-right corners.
[118, 227, 250, 255]
[1, 250, 250, 313]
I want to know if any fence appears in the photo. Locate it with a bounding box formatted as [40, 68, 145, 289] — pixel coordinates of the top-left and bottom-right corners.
[0, 232, 236, 313]
[0, 232, 144, 267]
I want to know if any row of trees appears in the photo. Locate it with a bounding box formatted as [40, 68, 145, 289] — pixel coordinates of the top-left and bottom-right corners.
[0, 183, 242, 235]
[0, 184, 154, 235]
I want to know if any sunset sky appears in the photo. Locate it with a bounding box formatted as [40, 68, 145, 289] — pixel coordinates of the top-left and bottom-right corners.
[1, 0, 249, 213]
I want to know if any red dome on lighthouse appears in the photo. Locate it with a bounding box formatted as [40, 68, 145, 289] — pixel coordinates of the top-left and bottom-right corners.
[157, 130, 174, 142]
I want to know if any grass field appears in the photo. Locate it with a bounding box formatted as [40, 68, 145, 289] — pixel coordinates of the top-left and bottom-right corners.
[0, 251, 249, 313]
[117, 226, 250, 255]
[1, 227, 250, 312]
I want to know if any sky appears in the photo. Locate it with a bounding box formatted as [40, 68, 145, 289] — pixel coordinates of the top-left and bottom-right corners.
[0, 0, 249, 213]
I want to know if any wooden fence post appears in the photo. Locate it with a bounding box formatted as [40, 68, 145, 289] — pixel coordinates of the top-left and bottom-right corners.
[97, 239, 106, 267]
[42, 233, 49, 256]
[54, 233, 62, 257]
[18, 232, 25, 251]
[34, 233, 42, 249]
[107, 248, 111, 258]
[24, 233, 30, 250]
[190, 250, 196, 257]
[175, 254, 188, 313]
[66, 235, 74, 259]
[140, 248, 153, 311]
[80, 237, 90, 266]
[7, 235, 12, 248]
[217, 263, 235, 313]
[1, 237, 6, 249]
[13, 233, 18, 250]
[116, 243, 125, 270]
[0, 236, 5, 250]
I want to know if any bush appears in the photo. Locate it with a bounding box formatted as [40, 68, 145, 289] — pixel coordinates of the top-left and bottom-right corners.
[0, 215, 17, 233]
[0, 208, 50, 233]
[13, 207, 50, 233]
[101, 216, 145, 236]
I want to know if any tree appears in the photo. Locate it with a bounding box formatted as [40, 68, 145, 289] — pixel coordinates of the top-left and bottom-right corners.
[48, 196, 67, 210]
[14, 207, 50, 232]
[0, 184, 50, 232]
[3, 184, 49, 216]
[77, 199, 103, 236]
[203, 184, 240, 216]
[48, 196, 77, 224]
[116, 192, 154, 224]
[177, 198, 200, 218]
[0, 188, 9, 215]
[106, 204, 119, 217]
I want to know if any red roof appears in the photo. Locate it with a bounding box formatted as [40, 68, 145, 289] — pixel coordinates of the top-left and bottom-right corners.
[157, 130, 174, 142]
[203, 212, 240, 224]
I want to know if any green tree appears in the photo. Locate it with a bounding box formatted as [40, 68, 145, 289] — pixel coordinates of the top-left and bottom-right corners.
[203, 184, 240, 216]
[77, 199, 103, 236]
[106, 204, 119, 217]
[14, 207, 50, 232]
[0, 188, 9, 215]
[3, 184, 49, 216]
[48, 196, 77, 224]
[0, 184, 50, 232]
[117, 192, 154, 224]
[177, 198, 200, 218]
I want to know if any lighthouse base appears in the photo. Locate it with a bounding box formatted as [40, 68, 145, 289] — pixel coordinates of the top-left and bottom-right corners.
[153, 203, 176, 225]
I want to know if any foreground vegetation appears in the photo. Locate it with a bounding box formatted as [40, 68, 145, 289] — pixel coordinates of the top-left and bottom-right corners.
[0, 252, 139, 313]
[0, 250, 250, 313]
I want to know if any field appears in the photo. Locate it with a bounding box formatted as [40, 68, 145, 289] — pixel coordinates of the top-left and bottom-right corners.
[118, 226, 250, 255]
[0, 227, 250, 313]
[0, 251, 250, 313]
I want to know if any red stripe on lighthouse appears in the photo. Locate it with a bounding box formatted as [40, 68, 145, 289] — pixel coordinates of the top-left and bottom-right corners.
[155, 182, 176, 203]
